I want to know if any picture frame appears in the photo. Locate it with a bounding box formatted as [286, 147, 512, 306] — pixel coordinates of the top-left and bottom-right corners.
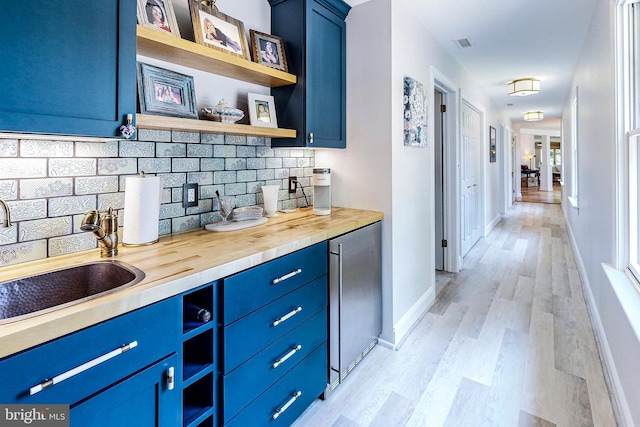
[137, 0, 181, 37]
[403, 76, 428, 147]
[249, 30, 288, 72]
[489, 126, 497, 162]
[188, 0, 250, 60]
[137, 63, 198, 119]
[247, 93, 278, 128]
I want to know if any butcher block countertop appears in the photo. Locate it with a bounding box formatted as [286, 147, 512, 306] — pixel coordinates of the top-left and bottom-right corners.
[0, 207, 383, 359]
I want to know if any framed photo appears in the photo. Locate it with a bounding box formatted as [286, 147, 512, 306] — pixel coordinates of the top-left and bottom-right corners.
[489, 126, 497, 162]
[188, 0, 250, 60]
[137, 0, 181, 37]
[137, 63, 198, 119]
[247, 93, 277, 128]
[249, 30, 288, 72]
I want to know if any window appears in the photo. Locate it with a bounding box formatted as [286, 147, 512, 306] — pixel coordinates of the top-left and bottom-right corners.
[616, 0, 640, 280]
[568, 91, 579, 208]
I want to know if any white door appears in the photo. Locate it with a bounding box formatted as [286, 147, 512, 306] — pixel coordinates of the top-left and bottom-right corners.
[461, 100, 482, 256]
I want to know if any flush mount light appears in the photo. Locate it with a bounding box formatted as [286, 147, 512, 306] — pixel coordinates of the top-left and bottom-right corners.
[508, 78, 540, 96]
[523, 111, 544, 121]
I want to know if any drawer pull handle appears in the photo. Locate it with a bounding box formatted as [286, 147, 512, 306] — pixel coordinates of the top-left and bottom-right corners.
[273, 391, 302, 420]
[272, 345, 302, 369]
[167, 366, 175, 391]
[29, 341, 138, 396]
[272, 306, 302, 326]
[272, 269, 302, 285]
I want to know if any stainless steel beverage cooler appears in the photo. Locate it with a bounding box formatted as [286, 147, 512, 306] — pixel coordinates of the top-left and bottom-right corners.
[326, 221, 382, 394]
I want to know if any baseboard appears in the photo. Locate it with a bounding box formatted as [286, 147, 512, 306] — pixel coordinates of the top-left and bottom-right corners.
[563, 209, 633, 427]
[485, 213, 502, 236]
[392, 285, 435, 350]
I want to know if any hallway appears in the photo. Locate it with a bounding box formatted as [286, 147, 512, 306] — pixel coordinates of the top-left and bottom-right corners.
[294, 202, 616, 426]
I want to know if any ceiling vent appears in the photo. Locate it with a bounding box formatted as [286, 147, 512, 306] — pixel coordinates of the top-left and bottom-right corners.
[454, 38, 472, 48]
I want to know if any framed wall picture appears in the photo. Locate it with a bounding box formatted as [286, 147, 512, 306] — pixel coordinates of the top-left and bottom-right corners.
[188, 0, 250, 60]
[137, 0, 181, 37]
[249, 30, 288, 72]
[403, 76, 428, 147]
[247, 93, 277, 128]
[137, 63, 198, 119]
[489, 125, 497, 162]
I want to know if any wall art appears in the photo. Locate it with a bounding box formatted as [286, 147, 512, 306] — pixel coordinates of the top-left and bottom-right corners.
[403, 76, 428, 147]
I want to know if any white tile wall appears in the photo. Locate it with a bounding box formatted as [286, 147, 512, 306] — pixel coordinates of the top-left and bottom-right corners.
[0, 131, 315, 267]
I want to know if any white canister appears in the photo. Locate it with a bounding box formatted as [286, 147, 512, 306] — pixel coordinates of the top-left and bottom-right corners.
[261, 185, 279, 217]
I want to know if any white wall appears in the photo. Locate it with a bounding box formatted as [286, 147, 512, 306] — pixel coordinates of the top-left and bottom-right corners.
[562, 0, 640, 424]
[318, 0, 509, 345]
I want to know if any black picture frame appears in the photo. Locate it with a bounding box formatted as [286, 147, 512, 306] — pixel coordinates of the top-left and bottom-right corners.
[249, 30, 288, 72]
[489, 126, 497, 163]
[136, 63, 198, 119]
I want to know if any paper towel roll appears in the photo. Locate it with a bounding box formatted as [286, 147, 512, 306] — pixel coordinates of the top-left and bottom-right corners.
[123, 174, 162, 246]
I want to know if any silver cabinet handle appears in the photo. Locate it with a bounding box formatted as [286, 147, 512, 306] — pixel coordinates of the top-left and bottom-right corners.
[272, 269, 302, 285]
[272, 306, 302, 326]
[29, 341, 138, 396]
[309, 133, 314, 144]
[167, 366, 175, 391]
[272, 391, 302, 419]
[272, 345, 302, 369]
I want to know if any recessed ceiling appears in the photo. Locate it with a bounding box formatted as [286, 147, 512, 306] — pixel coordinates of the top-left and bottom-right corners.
[346, 0, 597, 127]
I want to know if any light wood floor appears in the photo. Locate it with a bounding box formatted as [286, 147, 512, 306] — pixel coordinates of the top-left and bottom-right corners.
[294, 202, 617, 427]
[517, 183, 561, 204]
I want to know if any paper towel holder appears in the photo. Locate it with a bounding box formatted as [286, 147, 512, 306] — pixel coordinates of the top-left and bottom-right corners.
[122, 171, 162, 247]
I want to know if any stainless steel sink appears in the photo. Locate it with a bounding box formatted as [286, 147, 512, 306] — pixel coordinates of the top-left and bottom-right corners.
[0, 261, 145, 324]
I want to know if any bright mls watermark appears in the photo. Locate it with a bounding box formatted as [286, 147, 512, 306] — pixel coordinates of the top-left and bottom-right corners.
[0, 405, 69, 426]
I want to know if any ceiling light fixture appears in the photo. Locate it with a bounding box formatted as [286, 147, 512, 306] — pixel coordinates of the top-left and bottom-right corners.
[508, 78, 540, 96]
[523, 111, 544, 121]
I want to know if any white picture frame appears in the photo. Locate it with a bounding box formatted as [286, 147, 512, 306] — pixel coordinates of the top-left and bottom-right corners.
[137, 0, 181, 37]
[247, 93, 278, 128]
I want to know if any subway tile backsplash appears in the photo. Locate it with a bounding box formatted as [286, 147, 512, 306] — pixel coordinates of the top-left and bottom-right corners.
[0, 131, 315, 267]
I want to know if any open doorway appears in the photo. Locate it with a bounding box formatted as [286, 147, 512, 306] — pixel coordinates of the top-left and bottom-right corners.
[434, 88, 445, 271]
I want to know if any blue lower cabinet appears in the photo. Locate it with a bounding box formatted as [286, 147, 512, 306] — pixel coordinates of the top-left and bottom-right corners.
[0, 297, 179, 405]
[223, 276, 327, 373]
[71, 354, 179, 427]
[222, 309, 327, 423]
[224, 343, 327, 427]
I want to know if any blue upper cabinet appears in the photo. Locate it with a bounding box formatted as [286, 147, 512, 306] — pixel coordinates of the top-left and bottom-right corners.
[269, 0, 350, 148]
[0, 1, 137, 138]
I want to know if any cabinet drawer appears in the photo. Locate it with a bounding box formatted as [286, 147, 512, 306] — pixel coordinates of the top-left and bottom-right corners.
[223, 276, 327, 373]
[223, 242, 327, 325]
[222, 309, 327, 423]
[225, 343, 327, 427]
[0, 297, 179, 405]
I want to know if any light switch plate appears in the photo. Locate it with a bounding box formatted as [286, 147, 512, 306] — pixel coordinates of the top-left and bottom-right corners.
[183, 183, 198, 208]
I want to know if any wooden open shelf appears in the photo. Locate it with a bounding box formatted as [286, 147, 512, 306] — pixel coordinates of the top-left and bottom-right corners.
[136, 25, 297, 88]
[136, 114, 296, 139]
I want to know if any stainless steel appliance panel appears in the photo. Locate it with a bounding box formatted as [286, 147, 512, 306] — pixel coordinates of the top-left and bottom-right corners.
[328, 221, 382, 391]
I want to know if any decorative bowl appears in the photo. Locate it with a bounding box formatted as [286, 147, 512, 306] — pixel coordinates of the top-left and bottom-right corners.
[201, 100, 244, 123]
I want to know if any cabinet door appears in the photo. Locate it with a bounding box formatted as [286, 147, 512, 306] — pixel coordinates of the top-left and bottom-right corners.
[0, 1, 137, 138]
[71, 354, 179, 427]
[305, 0, 347, 149]
[270, 0, 350, 148]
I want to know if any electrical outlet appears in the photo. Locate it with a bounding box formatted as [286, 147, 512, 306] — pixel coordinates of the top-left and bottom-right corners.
[288, 176, 297, 194]
[183, 183, 198, 208]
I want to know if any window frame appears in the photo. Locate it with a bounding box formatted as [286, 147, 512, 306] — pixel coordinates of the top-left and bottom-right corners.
[615, 0, 640, 281]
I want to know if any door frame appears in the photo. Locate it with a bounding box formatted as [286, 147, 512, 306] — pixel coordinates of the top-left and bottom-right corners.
[431, 67, 460, 273]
